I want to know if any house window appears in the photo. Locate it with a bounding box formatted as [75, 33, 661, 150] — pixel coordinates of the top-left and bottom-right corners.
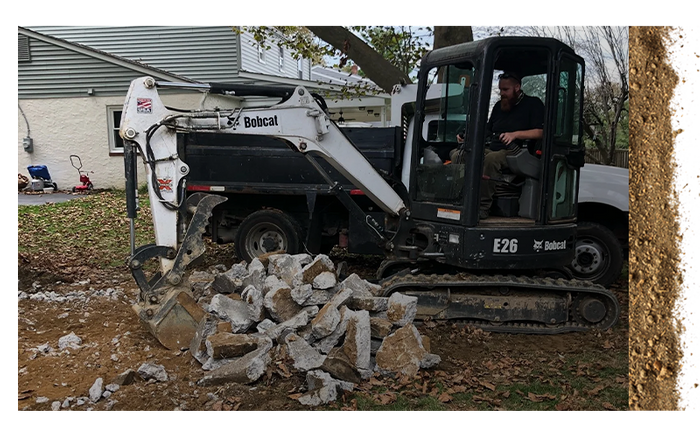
[298, 58, 304, 79]
[107, 106, 124, 154]
[279, 47, 284, 72]
[258, 43, 266, 63]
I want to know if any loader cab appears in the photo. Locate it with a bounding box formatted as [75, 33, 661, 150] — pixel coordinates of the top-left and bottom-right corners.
[402, 37, 585, 270]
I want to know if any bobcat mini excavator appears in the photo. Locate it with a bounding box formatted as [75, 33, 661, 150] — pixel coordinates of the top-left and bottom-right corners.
[120, 37, 620, 349]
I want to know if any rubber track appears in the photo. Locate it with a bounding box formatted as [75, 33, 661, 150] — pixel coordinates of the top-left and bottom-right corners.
[379, 273, 620, 334]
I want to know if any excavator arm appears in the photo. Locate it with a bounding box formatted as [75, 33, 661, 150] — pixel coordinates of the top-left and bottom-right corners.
[119, 76, 407, 349]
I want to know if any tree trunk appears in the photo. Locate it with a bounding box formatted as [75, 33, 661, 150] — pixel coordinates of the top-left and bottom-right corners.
[307, 26, 412, 92]
[433, 26, 473, 50]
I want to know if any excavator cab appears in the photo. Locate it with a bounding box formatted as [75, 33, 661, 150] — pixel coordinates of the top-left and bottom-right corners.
[398, 37, 585, 273]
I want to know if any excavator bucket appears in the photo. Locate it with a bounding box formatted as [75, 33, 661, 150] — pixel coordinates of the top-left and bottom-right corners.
[133, 286, 207, 350]
[128, 193, 227, 350]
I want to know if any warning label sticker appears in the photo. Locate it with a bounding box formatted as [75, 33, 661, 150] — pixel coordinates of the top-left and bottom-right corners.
[437, 208, 461, 221]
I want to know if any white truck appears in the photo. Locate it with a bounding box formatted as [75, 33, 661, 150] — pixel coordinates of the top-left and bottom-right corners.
[575, 163, 628, 286]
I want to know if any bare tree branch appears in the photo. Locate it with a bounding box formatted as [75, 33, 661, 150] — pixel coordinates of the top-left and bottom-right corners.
[306, 26, 413, 92]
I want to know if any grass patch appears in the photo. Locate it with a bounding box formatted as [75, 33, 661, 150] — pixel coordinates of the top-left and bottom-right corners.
[19, 190, 155, 275]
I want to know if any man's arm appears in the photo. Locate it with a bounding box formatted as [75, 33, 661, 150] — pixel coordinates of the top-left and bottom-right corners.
[499, 128, 543, 146]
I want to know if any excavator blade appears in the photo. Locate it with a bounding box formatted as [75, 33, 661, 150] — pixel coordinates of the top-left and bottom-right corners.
[133, 286, 207, 350]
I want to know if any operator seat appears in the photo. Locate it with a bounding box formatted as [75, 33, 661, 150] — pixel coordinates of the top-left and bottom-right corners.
[504, 146, 542, 219]
[490, 139, 542, 219]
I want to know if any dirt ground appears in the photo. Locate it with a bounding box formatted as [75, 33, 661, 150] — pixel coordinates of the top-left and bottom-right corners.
[17, 255, 629, 412]
[628, 26, 681, 410]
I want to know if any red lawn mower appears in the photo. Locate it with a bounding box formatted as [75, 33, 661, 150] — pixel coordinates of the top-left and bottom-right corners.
[70, 155, 94, 192]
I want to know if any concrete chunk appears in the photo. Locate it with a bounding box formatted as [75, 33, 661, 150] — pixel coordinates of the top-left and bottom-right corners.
[268, 254, 303, 287]
[342, 309, 371, 372]
[211, 263, 247, 294]
[311, 287, 353, 339]
[292, 253, 313, 266]
[322, 348, 363, 384]
[208, 294, 253, 333]
[263, 277, 303, 322]
[137, 363, 169, 382]
[197, 336, 273, 386]
[386, 292, 418, 327]
[189, 270, 215, 300]
[301, 254, 335, 284]
[241, 285, 265, 322]
[89, 377, 103, 402]
[303, 289, 335, 306]
[58, 332, 82, 350]
[312, 271, 337, 290]
[242, 260, 266, 292]
[263, 306, 318, 340]
[370, 317, 394, 339]
[298, 370, 342, 406]
[205, 333, 260, 359]
[375, 324, 441, 376]
[190, 314, 221, 365]
[314, 306, 352, 354]
[291, 283, 313, 305]
[347, 296, 389, 313]
[283, 333, 327, 372]
[112, 369, 137, 386]
[340, 273, 380, 298]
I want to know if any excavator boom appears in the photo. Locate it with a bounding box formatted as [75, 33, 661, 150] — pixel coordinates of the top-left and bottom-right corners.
[120, 76, 407, 348]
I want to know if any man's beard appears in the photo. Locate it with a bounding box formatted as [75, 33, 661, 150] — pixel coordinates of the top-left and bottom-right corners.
[500, 95, 517, 112]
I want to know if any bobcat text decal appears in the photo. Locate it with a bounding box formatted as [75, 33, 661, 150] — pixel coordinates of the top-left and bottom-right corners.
[244, 115, 279, 128]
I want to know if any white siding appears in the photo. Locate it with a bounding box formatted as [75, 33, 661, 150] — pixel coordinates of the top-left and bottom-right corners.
[239, 31, 311, 80]
[17, 93, 210, 190]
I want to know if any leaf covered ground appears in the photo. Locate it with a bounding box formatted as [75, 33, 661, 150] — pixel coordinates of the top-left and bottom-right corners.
[17, 191, 628, 411]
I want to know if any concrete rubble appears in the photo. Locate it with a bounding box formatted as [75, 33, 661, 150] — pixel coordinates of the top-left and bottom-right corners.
[187, 252, 440, 406]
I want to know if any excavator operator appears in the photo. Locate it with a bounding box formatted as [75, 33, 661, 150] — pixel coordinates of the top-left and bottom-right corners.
[450, 71, 544, 219]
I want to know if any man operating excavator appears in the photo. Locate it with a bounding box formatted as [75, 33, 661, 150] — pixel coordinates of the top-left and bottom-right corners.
[451, 72, 545, 219]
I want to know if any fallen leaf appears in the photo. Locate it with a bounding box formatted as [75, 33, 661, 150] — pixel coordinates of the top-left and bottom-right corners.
[438, 393, 453, 403]
[602, 402, 616, 410]
[369, 377, 383, 387]
[278, 363, 291, 378]
[341, 399, 358, 411]
[528, 392, 543, 403]
[287, 393, 303, 400]
[481, 381, 496, 391]
[587, 385, 605, 396]
[376, 392, 397, 405]
[528, 392, 557, 402]
[448, 385, 467, 394]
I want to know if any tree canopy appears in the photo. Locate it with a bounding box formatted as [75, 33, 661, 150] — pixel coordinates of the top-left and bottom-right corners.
[240, 26, 473, 92]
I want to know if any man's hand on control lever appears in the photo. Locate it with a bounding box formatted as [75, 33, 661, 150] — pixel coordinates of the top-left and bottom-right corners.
[499, 132, 519, 146]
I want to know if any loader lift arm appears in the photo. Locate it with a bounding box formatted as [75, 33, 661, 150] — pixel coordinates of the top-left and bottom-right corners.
[119, 76, 408, 348]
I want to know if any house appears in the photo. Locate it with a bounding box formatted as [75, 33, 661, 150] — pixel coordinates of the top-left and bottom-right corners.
[18, 26, 391, 189]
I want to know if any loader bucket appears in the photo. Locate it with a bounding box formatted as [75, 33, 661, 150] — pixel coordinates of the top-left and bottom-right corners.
[133, 286, 206, 350]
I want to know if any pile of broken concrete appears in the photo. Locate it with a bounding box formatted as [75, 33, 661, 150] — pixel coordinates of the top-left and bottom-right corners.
[186, 253, 440, 406]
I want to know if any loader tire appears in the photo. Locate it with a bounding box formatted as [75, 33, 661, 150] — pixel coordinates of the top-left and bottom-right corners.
[569, 221, 624, 287]
[235, 210, 302, 262]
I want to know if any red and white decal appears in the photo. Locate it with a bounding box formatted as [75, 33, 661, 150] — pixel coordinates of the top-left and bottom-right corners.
[137, 98, 152, 114]
[157, 178, 173, 192]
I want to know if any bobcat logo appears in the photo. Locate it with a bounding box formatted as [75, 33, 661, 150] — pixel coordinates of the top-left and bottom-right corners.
[533, 240, 543, 252]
